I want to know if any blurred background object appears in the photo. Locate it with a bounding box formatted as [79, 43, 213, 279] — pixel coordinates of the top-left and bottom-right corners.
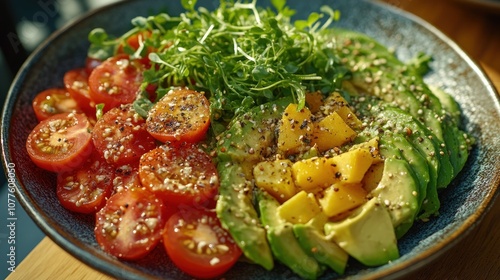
[0, 1, 122, 278]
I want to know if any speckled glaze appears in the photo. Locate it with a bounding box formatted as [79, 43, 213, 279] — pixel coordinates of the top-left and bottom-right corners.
[1, 0, 499, 279]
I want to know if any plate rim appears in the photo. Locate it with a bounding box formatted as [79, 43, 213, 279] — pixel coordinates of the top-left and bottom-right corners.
[1, 0, 499, 279]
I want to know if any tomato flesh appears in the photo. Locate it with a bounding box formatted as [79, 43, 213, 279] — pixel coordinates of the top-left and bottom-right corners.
[32, 88, 82, 122]
[95, 188, 167, 260]
[26, 112, 93, 173]
[57, 151, 114, 213]
[163, 208, 242, 279]
[146, 88, 211, 143]
[64, 68, 96, 117]
[88, 54, 145, 110]
[92, 104, 157, 166]
[139, 143, 219, 208]
[112, 163, 141, 194]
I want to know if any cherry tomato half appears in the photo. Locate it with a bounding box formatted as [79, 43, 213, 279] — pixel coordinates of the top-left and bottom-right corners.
[138, 143, 219, 208]
[112, 163, 141, 194]
[88, 54, 145, 110]
[57, 151, 115, 213]
[26, 112, 93, 173]
[32, 88, 82, 122]
[163, 208, 242, 279]
[94, 187, 167, 260]
[117, 30, 154, 66]
[64, 68, 97, 117]
[92, 104, 157, 166]
[146, 88, 211, 143]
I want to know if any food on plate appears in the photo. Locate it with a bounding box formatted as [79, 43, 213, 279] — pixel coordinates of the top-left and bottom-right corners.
[24, 0, 473, 278]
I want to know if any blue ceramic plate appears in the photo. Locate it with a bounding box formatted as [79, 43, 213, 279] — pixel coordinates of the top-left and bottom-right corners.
[2, 0, 499, 279]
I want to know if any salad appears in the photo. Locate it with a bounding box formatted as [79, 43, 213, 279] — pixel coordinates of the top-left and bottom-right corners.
[24, 0, 473, 279]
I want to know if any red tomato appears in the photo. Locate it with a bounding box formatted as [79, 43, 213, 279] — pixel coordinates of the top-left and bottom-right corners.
[146, 88, 211, 143]
[94, 187, 167, 260]
[92, 104, 157, 166]
[63, 68, 96, 116]
[26, 112, 93, 173]
[112, 163, 142, 194]
[138, 143, 219, 208]
[117, 30, 154, 65]
[32, 88, 82, 122]
[57, 151, 114, 213]
[88, 54, 145, 110]
[163, 208, 242, 279]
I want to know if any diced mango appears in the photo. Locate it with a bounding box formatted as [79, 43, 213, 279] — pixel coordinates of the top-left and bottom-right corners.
[305, 91, 324, 114]
[350, 137, 383, 164]
[278, 190, 322, 224]
[277, 104, 314, 155]
[311, 112, 357, 152]
[292, 157, 339, 192]
[362, 162, 385, 192]
[327, 148, 374, 183]
[318, 183, 368, 217]
[321, 92, 363, 129]
[253, 160, 297, 203]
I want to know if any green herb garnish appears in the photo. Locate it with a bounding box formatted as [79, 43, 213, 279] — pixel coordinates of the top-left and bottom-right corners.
[88, 0, 350, 122]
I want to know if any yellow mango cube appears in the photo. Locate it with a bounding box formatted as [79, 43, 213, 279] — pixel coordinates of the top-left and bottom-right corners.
[350, 137, 383, 164]
[278, 190, 322, 224]
[277, 104, 314, 155]
[319, 183, 368, 217]
[253, 160, 297, 203]
[327, 148, 374, 183]
[292, 157, 339, 192]
[321, 92, 363, 129]
[311, 111, 357, 152]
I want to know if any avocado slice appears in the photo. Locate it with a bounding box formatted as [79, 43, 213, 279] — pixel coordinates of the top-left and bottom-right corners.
[324, 198, 399, 266]
[330, 28, 443, 115]
[257, 190, 325, 280]
[370, 157, 420, 238]
[293, 213, 349, 275]
[215, 98, 292, 270]
[216, 162, 274, 270]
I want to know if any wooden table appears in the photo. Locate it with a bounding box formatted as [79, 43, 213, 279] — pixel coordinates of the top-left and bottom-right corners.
[7, 0, 500, 279]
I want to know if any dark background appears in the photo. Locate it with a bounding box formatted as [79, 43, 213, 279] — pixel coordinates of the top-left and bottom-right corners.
[0, 1, 123, 278]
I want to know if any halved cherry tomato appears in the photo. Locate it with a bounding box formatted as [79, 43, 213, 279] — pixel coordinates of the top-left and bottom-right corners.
[26, 112, 93, 173]
[94, 187, 167, 260]
[146, 88, 211, 143]
[57, 151, 114, 213]
[163, 208, 242, 279]
[63, 68, 96, 117]
[32, 88, 82, 122]
[138, 143, 219, 208]
[117, 30, 154, 66]
[92, 104, 157, 166]
[112, 163, 142, 194]
[88, 54, 145, 110]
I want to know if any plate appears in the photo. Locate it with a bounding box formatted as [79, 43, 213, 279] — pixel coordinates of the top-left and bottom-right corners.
[2, 0, 500, 279]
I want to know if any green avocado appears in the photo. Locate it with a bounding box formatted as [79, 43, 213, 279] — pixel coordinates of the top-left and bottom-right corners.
[215, 98, 292, 270]
[324, 198, 399, 267]
[216, 162, 274, 270]
[370, 157, 420, 238]
[257, 190, 325, 280]
[293, 213, 349, 276]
